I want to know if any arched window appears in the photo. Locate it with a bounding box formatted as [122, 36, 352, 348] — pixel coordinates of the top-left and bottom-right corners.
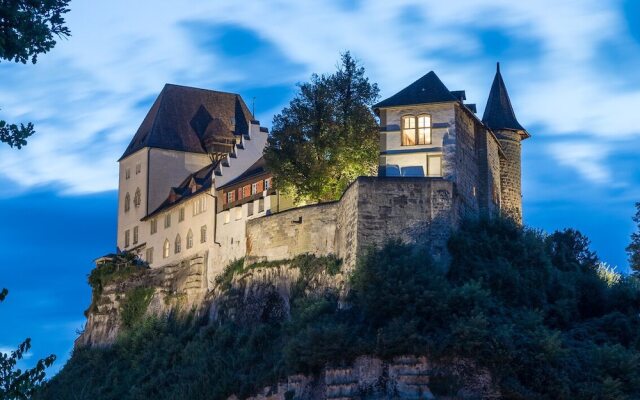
[175, 234, 182, 254]
[124, 192, 131, 212]
[200, 225, 207, 243]
[134, 188, 141, 208]
[163, 239, 170, 258]
[187, 230, 194, 249]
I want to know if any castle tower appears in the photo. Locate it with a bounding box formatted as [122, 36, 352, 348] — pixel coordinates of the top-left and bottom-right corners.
[482, 63, 530, 223]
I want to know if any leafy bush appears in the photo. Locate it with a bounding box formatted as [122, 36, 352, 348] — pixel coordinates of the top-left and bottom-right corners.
[120, 287, 154, 330]
[38, 218, 640, 400]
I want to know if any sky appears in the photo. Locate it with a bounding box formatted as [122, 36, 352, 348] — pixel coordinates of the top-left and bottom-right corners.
[1, 0, 640, 376]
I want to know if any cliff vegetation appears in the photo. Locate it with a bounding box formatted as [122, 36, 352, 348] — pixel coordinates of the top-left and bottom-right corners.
[37, 218, 640, 400]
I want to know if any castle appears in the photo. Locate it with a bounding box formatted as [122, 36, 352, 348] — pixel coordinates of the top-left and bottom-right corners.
[115, 64, 529, 281]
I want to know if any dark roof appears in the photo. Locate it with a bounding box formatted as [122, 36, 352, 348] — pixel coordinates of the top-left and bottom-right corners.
[143, 163, 215, 220]
[120, 84, 253, 160]
[373, 71, 458, 109]
[482, 63, 527, 134]
[217, 157, 269, 190]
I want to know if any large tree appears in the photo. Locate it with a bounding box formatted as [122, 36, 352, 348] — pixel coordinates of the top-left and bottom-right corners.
[627, 202, 640, 275]
[264, 52, 380, 203]
[0, 289, 56, 399]
[0, 0, 71, 148]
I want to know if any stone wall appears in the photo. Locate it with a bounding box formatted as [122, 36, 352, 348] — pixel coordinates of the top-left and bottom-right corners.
[494, 130, 522, 223]
[245, 177, 456, 270]
[453, 105, 480, 219]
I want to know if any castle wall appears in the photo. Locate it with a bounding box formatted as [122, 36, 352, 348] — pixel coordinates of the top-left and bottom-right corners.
[453, 105, 480, 218]
[117, 148, 149, 251]
[245, 177, 456, 269]
[495, 129, 522, 223]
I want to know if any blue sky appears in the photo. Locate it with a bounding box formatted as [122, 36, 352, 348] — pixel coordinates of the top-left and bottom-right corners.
[1, 0, 640, 375]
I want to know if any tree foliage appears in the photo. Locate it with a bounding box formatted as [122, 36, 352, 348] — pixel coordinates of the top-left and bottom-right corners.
[38, 219, 640, 400]
[0, 289, 56, 399]
[0, 0, 71, 148]
[627, 202, 640, 275]
[264, 52, 380, 203]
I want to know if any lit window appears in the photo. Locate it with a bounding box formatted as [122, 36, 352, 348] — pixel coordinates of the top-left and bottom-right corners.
[124, 193, 130, 212]
[235, 207, 242, 220]
[427, 155, 442, 177]
[224, 212, 230, 224]
[251, 182, 258, 195]
[146, 248, 153, 264]
[175, 234, 181, 253]
[124, 230, 130, 247]
[179, 207, 185, 222]
[200, 225, 207, 243]
[150, 219, 157, 235]
[125, 168, 130, 180]
[135, 163, 141, 174]
[227, 191, 235, 204]
[402, 115, 431, 146]
[163, 239, 170, 258]
[134, 188, 141, 208]
[133, 226, 138, 244]
[164, 214, 171, 229]
[187, 230, 193, 249]
[264, 178, 271, 191]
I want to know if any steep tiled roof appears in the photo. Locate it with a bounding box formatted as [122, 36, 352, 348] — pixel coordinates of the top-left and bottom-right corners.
[217, 157, 269, 190]
[482, 63, 527, 134]
[143, 163, 216, 220]
[373, 71, 458, 109]
[120, 84, 253, 160]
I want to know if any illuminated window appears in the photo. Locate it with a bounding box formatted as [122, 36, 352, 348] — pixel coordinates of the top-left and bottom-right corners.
[175, 234, 181, 254]
[193, 197, 207, 215]
[124, 193, 130, 212]
[134, 188, 141, 208]
[146, 247, 153, 264]
[163, 239, 170, 258]
[427, 155, 442, 177]
[179, 207, 185, 222]
[251, 182, 258, 195]
[187, 230, 193, 249]
[402, 115, 431, 146]
[200, 225, 207, 243]
[164, 214, 171, 229]
[124, 230, 130, 247]
[133, 226, 138, 244]
[150, 219, 157, 234]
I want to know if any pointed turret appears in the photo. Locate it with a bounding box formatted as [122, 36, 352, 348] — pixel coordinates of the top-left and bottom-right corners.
[483, 63, 528, 224]
[482, 63, 528, 137]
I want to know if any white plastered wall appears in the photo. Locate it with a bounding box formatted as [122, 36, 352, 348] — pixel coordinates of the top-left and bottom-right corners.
[117, 149, 149, 251]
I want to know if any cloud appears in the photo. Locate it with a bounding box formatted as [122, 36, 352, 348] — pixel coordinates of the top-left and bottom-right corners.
[0, 0, 639, 194]
[547, 141, 611, 184]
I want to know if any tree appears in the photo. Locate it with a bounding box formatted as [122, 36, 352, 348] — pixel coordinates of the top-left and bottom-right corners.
[0, 0, 71, 148]
[627, 202, 640, 275]
[0, 288, 56, 399]
[264, 52, 380, 203]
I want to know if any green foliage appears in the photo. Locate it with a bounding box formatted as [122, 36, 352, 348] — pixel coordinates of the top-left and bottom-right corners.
[1, 289, 56, 399]
[214, 258, 245, 290]
[264, 52, 380, 203]
[120, 287, 155, 330]
[38, 219, 640, 400]
[627, 202, 640, 275]
[86, 253, 149, 316]
[0, 119, 34, 149]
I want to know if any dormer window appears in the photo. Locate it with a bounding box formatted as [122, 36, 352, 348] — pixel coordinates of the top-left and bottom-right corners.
[401, 115, 431, 146]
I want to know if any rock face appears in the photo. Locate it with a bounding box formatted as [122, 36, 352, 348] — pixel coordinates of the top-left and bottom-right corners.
[234, 355, 497, 400]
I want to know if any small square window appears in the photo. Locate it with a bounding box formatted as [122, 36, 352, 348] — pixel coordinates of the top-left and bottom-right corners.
[133, 226, 138, 244]
[150, 219, 157, 234]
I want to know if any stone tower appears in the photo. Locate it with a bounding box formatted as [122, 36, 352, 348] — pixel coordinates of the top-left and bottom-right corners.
[482, 63, 530, 223]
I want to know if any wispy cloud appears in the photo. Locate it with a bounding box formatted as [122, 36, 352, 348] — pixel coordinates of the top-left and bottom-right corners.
[0, 0, 638, 194]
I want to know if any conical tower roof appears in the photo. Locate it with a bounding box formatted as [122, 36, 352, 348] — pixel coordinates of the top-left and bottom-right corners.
[482, 63, 527, 136]
[373, 71, 458, 109]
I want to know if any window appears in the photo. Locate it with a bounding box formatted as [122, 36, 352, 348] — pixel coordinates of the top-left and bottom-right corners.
[163, 239, 170, 258]
[251, 182, 258, 195]
[235, 207, 242, 220]
[164, 214, 171, 229]
[258, 198, 265, 213]
[124, 193, 130, 212]
[146, 248, 154, 264]
[200, 225, 207, 243]
[243, 185, 250, 198]
[224, 212, 230, 224]
[133, 226, 138, 244]
[179, 207, 185, 222]
[175, 234, 181, 253]
[402, 115, 431, 146]
[150, 219, 157, 235]
[135, 163, 141, 174]
[264, 178, 271, 191]
[134, 188, 141, 208]
[187, 230, 193, 249]
[125, 168, 131, 180]
[237, 187, 243, 200]
[226, 191, 235, 204]
[427, 155, 442, 177]
[124, 230, 130, 247]
[193, 197, 207, 215]
[247, 201, 254, 217]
